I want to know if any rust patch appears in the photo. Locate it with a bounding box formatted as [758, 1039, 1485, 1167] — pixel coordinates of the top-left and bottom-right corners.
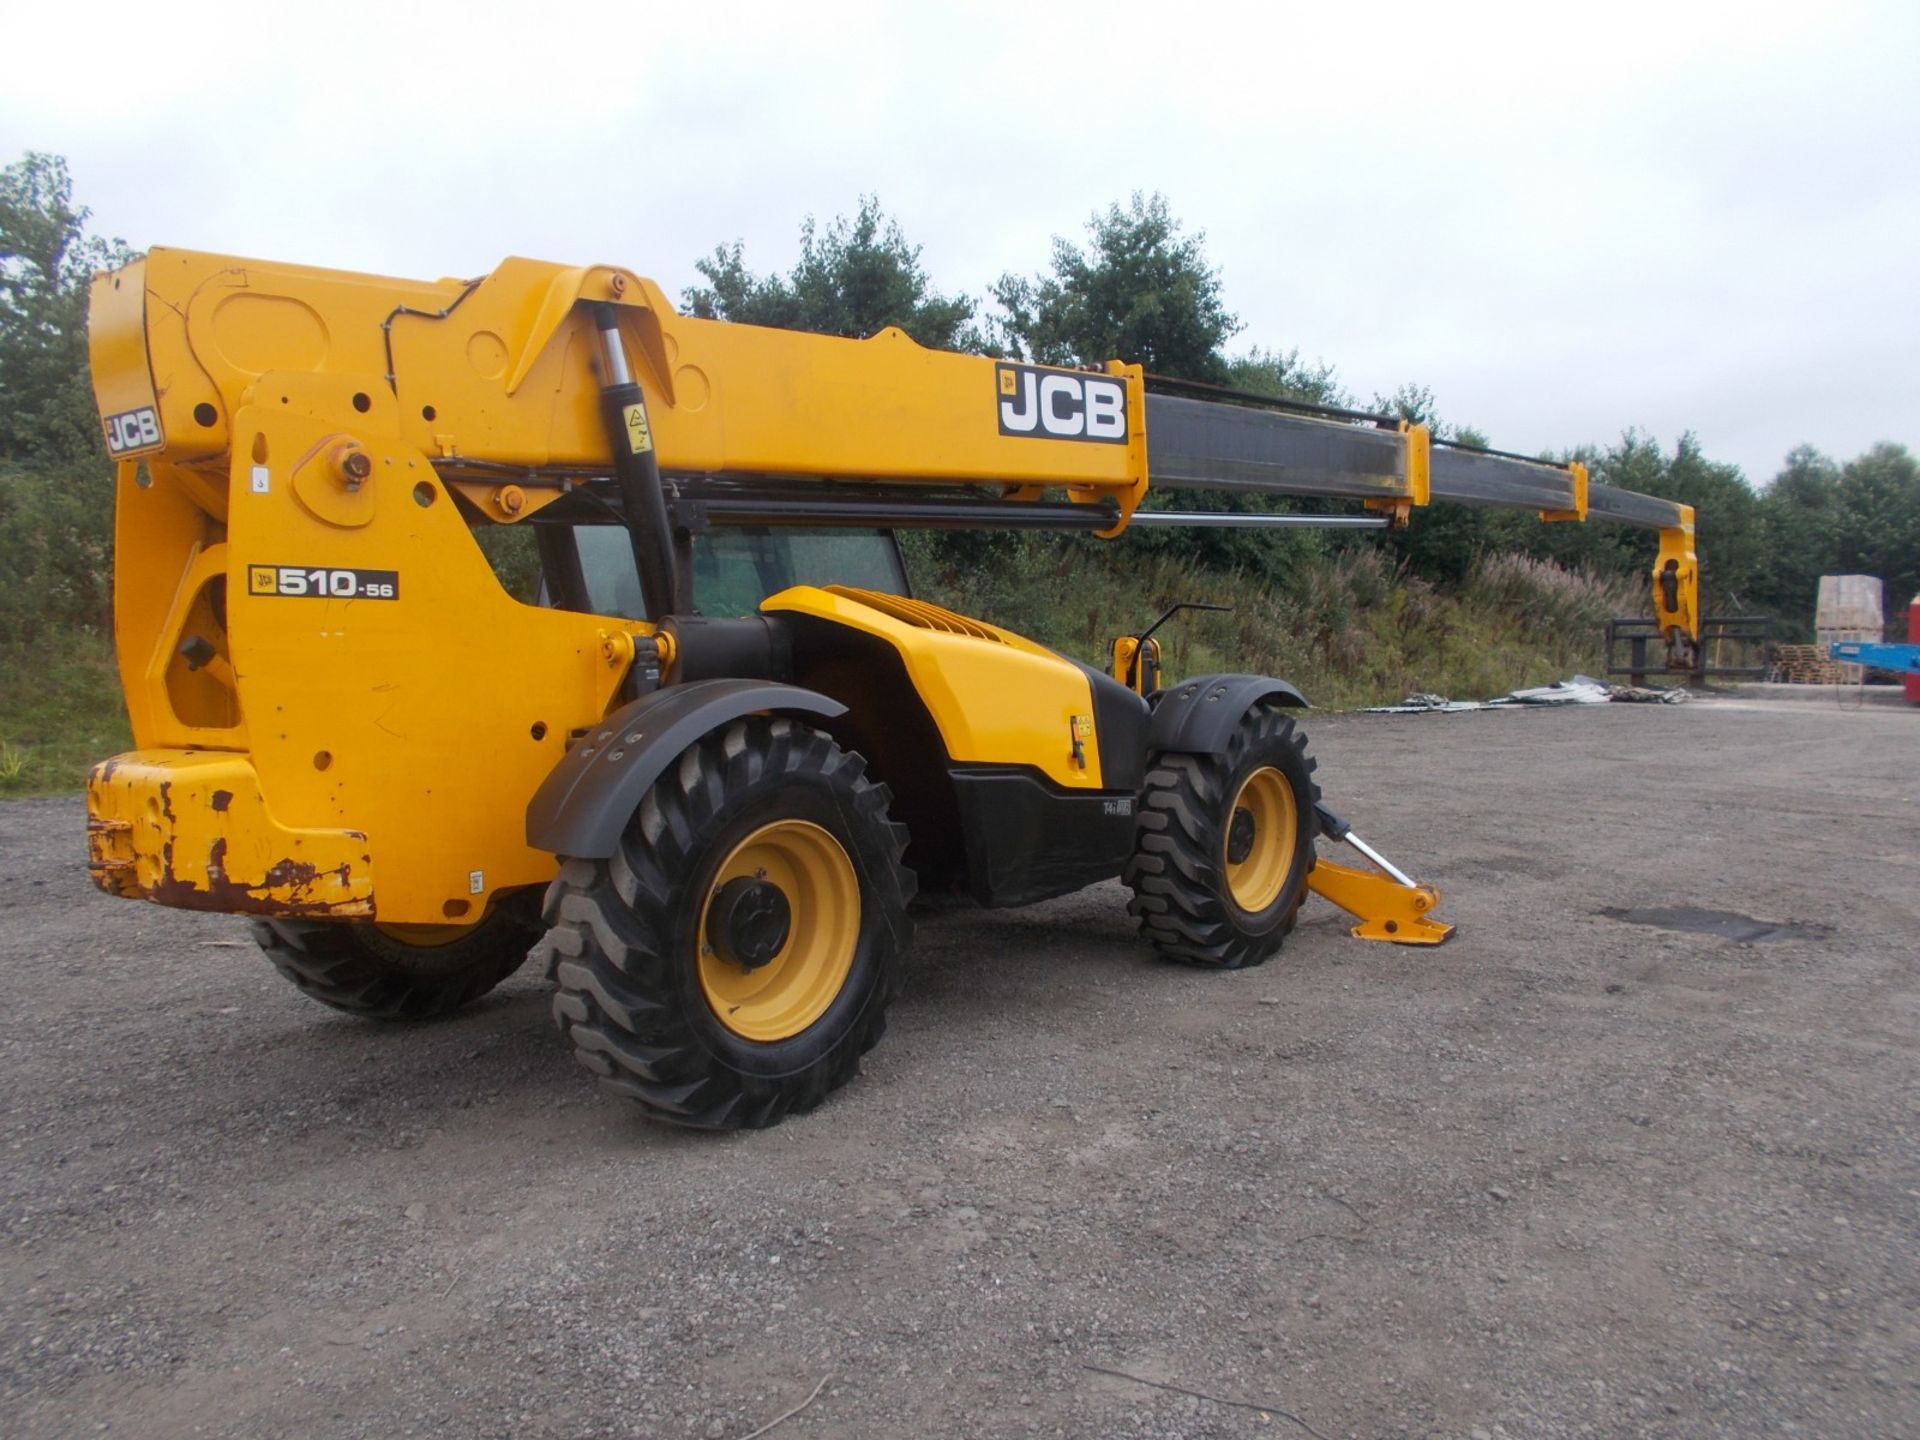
[92, 760, 371, 919]
[150, 863, 368, 917]
[148, 844, 368, 918]
[85, 815, 140, 898]
[261, 857, 319, 889]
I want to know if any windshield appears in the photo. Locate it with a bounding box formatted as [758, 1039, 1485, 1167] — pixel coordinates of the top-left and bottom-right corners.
[572, 526, 908, 620]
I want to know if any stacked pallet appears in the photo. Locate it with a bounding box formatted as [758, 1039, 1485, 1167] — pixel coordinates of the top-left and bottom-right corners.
[1817, 575, 1884, 684]
[1770, 644, 1842, 685]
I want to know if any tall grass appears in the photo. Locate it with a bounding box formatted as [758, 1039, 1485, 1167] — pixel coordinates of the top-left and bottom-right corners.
[0, 545, 1639, 797]
[0, 628, 131, 796]
[910, 534, 1639, 709]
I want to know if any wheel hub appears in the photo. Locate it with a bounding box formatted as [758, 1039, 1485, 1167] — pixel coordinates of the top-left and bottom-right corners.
[1226, 807, 1257, 864]
[696, 819, 862, 1042]
[706, 876, 792, 971]
[1223, 766, 1298, 913]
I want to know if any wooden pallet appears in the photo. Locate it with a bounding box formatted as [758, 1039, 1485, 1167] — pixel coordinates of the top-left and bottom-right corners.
[1769, 644, 1843, 685]
[1818, 626, 1878, 683]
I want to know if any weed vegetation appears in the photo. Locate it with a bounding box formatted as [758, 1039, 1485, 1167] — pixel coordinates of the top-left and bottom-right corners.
[0, 628, 130, 796]
[0, 544, 1636, 798]
[906, 534, 1641, 711]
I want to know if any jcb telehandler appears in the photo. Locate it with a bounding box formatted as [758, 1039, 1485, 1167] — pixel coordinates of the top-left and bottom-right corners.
[82, 247, 1704, 1128]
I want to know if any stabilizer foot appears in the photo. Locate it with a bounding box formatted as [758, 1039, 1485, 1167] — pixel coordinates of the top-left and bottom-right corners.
[1306, 859, 1454, 945]
[1307, 801, 1454, 945]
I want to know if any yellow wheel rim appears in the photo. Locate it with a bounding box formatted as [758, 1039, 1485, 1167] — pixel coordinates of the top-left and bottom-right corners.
[1224, 767, 1298, 913]
[374, 922, 474, 947]
[697, 819, 861, 1042]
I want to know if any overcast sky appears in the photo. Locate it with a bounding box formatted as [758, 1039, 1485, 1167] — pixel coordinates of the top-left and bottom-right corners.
[7, 0, 1915, 484]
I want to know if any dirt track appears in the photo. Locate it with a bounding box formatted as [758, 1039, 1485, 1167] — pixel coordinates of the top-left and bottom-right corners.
[2, 696, 1916, 1439]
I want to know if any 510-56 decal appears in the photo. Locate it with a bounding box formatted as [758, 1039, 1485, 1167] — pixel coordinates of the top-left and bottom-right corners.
[247, 565, 399, 600]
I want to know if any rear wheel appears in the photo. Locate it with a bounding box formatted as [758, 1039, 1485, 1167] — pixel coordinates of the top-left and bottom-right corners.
[538, 717, 913, 1130]
[251, 904, 541, 1020]
[1123, 702, 1319, 969]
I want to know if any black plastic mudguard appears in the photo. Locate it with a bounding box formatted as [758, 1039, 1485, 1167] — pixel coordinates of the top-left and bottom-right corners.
[1146, 673, 1309, 755]
[525, 679, 848, 859]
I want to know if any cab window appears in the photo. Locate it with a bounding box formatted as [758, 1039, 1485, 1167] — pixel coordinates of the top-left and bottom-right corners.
[570, 526, 908, 620]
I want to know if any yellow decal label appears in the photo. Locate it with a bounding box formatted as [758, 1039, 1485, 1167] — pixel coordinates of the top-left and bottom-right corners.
[1071, 714, 1094, 743]
[247, 564, 399, 600]
[623, 402, 653, 455]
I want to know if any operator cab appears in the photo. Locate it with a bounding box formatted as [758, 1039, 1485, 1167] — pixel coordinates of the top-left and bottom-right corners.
[541, 524, 909, 619]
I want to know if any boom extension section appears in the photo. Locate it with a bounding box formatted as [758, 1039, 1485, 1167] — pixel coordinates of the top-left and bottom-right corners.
[1144, 387, 1699, 666]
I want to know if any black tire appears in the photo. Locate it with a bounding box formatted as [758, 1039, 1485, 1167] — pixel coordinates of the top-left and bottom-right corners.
[537, 716, 913, 1131]
[1123, 702, 1320, 969]
[251, 902, 541, 1020]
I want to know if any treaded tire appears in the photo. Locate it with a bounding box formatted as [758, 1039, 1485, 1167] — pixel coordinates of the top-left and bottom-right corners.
[536, 716, 914, 1131]
[252, 905, 541, 1020]
[1123, 702, 1320, 969]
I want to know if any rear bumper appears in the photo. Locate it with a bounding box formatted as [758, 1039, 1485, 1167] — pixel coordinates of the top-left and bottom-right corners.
[86, 750, 374, 917]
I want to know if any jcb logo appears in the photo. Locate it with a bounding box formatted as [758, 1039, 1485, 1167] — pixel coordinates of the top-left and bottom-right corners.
[995, 364, 1127, 444]
[102, 406, 163, 457]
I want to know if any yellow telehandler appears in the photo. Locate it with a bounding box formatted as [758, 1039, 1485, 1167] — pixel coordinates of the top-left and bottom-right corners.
[82, 247, 1703, 1127]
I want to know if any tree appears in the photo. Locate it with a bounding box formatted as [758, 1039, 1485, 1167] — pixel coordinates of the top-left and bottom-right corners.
[1833, 442, 1920, 619]
[0, 152, 137, 638]
[683, 196, 982, 350]
[1, 153, 133, 466]
[1226, 345, 1347, 408]
[991, 193, 1239, 382]
[1750, 445, 1842, 627]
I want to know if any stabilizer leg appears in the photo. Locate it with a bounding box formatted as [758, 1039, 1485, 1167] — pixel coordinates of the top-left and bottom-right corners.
[1308, 804, 1455, 946]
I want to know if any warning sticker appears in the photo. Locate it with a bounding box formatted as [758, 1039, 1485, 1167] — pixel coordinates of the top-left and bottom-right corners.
[623, 402, 654, 455]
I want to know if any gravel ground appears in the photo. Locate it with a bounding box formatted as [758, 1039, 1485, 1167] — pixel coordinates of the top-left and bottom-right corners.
[2, 696, 1915, 1439]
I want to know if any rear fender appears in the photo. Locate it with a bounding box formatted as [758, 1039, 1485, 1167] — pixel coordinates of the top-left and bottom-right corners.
[525, 680, 847, 858]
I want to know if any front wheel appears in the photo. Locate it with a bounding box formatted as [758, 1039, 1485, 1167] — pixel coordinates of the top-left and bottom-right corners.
[1123, 702, 1319, 969]
[538, 717, 913, 1130]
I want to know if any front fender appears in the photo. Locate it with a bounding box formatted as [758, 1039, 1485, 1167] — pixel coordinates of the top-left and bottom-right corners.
[1147, 673, 1309, 756]
[525, 680, 848, 858]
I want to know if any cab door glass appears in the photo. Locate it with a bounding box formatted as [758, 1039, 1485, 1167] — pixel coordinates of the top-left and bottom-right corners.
[572, 525, 906, 620]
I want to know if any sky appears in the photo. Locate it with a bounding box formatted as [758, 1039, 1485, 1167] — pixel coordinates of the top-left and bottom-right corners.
[6, 0, 1916, 485]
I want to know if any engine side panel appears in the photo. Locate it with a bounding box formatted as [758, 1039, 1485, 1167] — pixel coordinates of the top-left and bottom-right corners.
[772, 593, 1147, 906]
[761, 585, 1112, 790]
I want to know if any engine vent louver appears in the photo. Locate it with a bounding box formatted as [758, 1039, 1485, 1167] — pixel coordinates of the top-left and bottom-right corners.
[824, 586, 1004, 642]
